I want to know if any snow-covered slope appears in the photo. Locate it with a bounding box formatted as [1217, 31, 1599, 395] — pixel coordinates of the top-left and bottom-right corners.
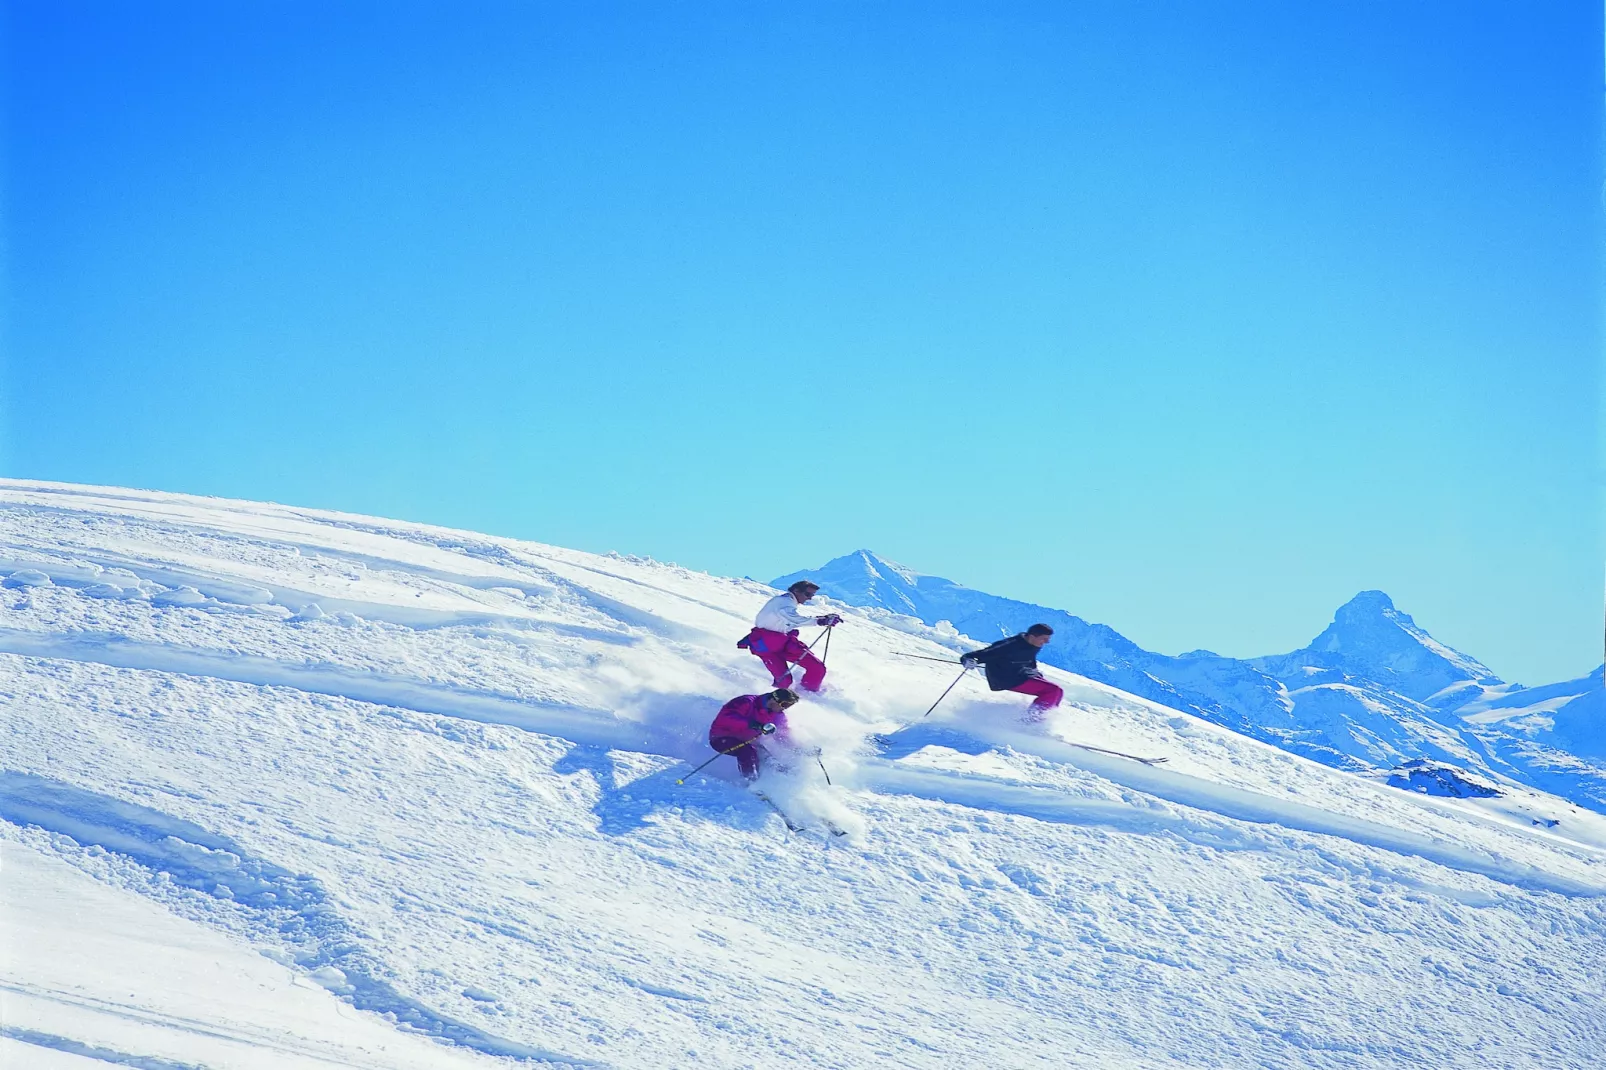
[779, 550, 1606, 811]
[5, 482, 1606, 1069]
[1459, 667, 1606, 754]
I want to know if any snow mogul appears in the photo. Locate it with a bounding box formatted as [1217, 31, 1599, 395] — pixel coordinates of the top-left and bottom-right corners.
[960, 624, 1063, 719]
[737, 580, 841, 691]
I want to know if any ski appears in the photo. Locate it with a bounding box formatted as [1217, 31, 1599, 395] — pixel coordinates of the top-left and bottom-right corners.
[755, 793, 804, 832]
[1065, 741, 1169, 765]
[756, 793, 848, 837]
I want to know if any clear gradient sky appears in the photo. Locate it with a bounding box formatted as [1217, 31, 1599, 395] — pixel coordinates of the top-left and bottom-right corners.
[3, 2, 1601, 684]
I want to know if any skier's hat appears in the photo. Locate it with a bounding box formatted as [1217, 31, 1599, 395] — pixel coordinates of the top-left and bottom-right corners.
[771, 688, 801, 707]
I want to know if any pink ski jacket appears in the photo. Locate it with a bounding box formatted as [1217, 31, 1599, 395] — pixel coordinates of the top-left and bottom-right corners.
[710, 694, 790, 743]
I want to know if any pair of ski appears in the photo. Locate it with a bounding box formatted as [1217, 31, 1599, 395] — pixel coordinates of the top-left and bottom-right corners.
[755, 792, 847, 837]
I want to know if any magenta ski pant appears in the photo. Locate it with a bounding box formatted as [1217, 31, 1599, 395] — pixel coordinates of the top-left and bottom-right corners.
[744, 628, 827, 691]
[1009, 677, 1064, 711]
[709, 734, 765, 779]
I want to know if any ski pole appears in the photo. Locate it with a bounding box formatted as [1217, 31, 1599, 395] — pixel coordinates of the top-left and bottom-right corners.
[675, 726, 774, 785]
[805, 627, 831, 652]
[892, 651, 960, 664]
[815, 753, 832, 786]
[821, 625, 832, 666]
[921, 670, 969, 719]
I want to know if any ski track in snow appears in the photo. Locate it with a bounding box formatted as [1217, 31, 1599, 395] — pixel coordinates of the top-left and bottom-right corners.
[3, 479, 1606, 1069]
[0, 773, 600, 1066]
[867, 725, 1606, 898]
[1, 1026, 206, 1070]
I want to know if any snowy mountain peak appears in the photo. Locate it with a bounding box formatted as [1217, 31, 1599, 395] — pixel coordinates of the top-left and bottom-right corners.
[1312, 590, 1410, 652]
[1285, 590, 1502, 700]
[844, 549, 920, 587]
[1334, 588, 1397, 618]
[774, 549, 965, 619]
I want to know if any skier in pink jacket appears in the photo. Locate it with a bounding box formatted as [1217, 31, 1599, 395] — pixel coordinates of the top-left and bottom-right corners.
[737, 581, 842, 691]
[708, 689, 800, 780]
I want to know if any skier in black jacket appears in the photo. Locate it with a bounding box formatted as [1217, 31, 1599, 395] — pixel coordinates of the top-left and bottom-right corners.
[961, 624, 1063, 719]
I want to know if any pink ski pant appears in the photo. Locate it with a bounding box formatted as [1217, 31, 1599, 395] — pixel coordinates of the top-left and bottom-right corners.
[709, 734, 765, 779]
[747, 630, 827, 692]
[1009, 678, 1064, 711]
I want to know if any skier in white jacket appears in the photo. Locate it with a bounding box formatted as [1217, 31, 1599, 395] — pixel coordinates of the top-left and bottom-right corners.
[736, 580, 841, 691]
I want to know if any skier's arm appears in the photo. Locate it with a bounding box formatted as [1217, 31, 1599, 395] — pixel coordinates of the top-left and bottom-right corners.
[752, 707, 791, 745]
[767, 593, 837, 630]
[961, 638, 1005, 668]
[741, 698, 781, 735]
[791, 601, 841, 628]
[775, 597, 818, 630]
[754, 593, 807, 631]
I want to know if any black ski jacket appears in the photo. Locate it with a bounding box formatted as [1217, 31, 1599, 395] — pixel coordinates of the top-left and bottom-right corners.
[963, 634, 1044, 691]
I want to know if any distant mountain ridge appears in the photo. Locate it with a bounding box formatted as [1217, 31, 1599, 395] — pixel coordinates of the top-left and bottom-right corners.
[776, 550, 1606, 812]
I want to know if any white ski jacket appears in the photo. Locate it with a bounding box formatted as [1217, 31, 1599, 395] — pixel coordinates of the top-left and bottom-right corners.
[753, 592, 820, 634]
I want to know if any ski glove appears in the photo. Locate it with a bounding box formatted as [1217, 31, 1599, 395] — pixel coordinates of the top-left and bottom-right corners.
[816, 614, 843, 627]
[960, 656, 980, 669]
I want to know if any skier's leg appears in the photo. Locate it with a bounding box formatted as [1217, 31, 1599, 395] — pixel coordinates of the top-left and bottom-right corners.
[781, 634, 827, 691]
[795, 652, 827, 692]
[710, 735, 762, 779]
[1009, 678, 1063, 711]
[747, 629, 795, 687]
[754, 650, 793, 688]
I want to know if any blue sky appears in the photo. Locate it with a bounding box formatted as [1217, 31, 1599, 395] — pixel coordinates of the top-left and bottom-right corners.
[3, 2, 1600, 683]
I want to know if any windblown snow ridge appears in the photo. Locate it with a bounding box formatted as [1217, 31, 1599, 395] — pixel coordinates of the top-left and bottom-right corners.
[866, 730, 1606, 897]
